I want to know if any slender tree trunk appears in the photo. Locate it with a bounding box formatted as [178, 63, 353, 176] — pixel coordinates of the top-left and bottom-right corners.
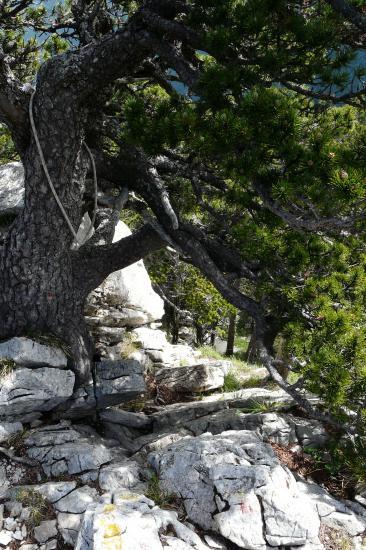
[225, 311, 236, 356]
[245, 319, 278, 364]
[195, 323, 204, 346]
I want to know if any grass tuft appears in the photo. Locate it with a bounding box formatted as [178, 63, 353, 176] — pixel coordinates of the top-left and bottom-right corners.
[15, 488, 48, 530]
[0, 358, 16, 378]
[146, 473, 176, 508]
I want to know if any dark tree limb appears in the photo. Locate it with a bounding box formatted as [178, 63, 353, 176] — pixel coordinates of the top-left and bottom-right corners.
[323, 0, 366, 31]
[73, 223, 165, 294]
[252, 179, 366, 233]
[282, 80, 366, 104]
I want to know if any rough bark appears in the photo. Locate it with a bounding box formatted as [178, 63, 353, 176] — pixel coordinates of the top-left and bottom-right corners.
[225, 312, 236, 357]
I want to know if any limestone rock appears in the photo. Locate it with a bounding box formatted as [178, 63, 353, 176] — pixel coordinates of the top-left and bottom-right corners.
[149, 430, 322, 549]
[98, 459, 146, 493]
[0, 162, 24, 217]
[25, 423, 112, 476]
[34, 520, 57, 544]
[0, 367, 75, 418]
[297, 481, 366, 537]
[75, 493, 210, 550]
[132, 327, 169, 350]
[54, 486, 98, 514]
[99, 408, 151, 429]
[54, 359, 146, 418]
[0, 337, 67, 368]
[155, 363, 225, 393]
[58, 511, 84, 546]
[185, 410, 328, 448]
[151, 399, 229, 432]
[94, 359, 146, 408]
[86, 221, 164, 327]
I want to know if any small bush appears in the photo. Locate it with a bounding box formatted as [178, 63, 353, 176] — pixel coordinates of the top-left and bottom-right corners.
[0, 358, 16, 378]
[15, 489, 48, 530]
[119, 333, 139, 359]
[146, 473, 176, 508]
[197, 345, 223, 360]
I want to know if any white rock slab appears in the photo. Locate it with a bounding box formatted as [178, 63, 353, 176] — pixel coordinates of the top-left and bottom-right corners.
[0, 367, 75, 417]
[0, 337, 67, 368]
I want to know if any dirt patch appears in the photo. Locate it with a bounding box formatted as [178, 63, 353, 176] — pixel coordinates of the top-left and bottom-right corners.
[270, 443, 354, 500]
[319, 524, 354, 550]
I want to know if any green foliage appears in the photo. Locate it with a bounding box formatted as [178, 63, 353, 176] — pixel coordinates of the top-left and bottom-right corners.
[15, 489, 49, 530]
[0, 358, 16, 378]
[306, 435, 366, 493]
[146, 473, 176, 508]
[148, 251, 236, 337]
[239, 399, 285, 414]
[7, 428, 28, 451]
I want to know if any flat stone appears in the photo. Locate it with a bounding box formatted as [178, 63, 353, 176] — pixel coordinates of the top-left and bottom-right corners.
[99, 408, 151, 429]
[0, 337, 67, 368]
[155, 363, 225, 393]
[75, 494, 210, 550]
[0, 367, 75, 418]
[132, 327, 169, 350]
[99, 459, 146, 493]
[0, 530, 12, 547]
[35, 481, 77, 503]
[34, 520, 57, 544]
[25, 424, 112, 477]
[55, 486, 98, 514]
[151, 399, 229, 432]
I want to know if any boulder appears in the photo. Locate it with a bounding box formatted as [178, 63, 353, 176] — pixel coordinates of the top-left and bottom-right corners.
[0, 367, 75, 418]
[0, 337, 67, 368]
[132, 327, 169, 350]
[0, 162, 24, 217]
[75, 493, 210, 550]
[148, 430, 321, 549]
[24, 423, 112, 477]
[155, 363, 225, 393]
[99, 408, 151, 429]
[54, 359, 146, 418]
[86, 221, 164, 327]
[94, 359, 146, 409]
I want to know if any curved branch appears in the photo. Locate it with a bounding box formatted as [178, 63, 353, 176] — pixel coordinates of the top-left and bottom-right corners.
[253, 179, 365, 233]
[73, 223, 164, 294]
[282, 80, 366, 104]
[323, 0, 366, 32]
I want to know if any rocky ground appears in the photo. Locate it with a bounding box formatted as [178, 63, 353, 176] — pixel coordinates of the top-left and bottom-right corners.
[0, 216, 365, 549]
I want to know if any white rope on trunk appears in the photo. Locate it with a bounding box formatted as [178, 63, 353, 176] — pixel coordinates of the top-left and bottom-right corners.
[29, 90, 97, 249]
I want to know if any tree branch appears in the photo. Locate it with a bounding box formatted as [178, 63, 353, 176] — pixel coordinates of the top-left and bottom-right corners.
[252, 178, 366, 233]
[73, 223, 165, 294]
[323, 0, 366, 32]
[282, 80, 366, 104]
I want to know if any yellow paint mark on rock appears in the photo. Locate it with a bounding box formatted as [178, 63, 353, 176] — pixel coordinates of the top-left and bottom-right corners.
[104, 523, 122, 538]
[103, 504, 116, 513]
